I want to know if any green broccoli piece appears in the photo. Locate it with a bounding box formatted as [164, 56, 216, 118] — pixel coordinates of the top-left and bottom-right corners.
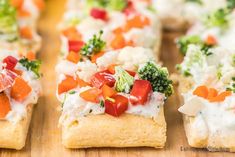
[19, 57, 42, 78]
[80, 30, 106, 59]
[204, 8, 230, 29]
[138, 61, 173, 97]
[177, 35, 214, 56]
[87, 0, 127, 11]
[177, 35, 202, 55]
[114, 66, 134, 93]
[0, 0, 18, 42]
[226, 77, 235, 93]
[185, 0, 202, 4]
[227, 0, 235, 10]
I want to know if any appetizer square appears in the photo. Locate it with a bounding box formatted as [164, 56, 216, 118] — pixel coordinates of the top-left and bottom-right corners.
[56, 35, 173, 148]
[0, 54, 41, 150]
[177, 44, 235, 152]
[59, 0, 161, 58]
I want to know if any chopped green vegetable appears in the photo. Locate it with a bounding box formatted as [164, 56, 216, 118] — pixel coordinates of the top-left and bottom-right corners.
[226, 77, 235, 93]
[204, 8, 230, 29]
[87, 0, 127, 11]
[216, 64, 223, 80]
[99, 100, 104, 107]
[138, 61, 173, 97]
[19, 57, 41, 78]
[114, 66, 134, 93]
[185, 0, 202, 4]
[69, 91, 76, 94]
[227, 0, 235, 10]
[0, 0, 18, 42]
[177, 35, 213, 56]
[80, 30, 106, 59]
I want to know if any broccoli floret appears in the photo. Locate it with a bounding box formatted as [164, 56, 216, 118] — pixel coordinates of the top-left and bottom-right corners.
[80, 30, 106, 59]
[114, 66, 134, 93]
[227, 0, 235, 10]
[185, 0, 202, 4]
[177, 35, 214, 56]
[204, 8, 230, 29]
[19, 57, 42, 78]
[0, 0, 18, 42]
[226, 77, 235, 93]
[138, 61, 173, 97]
[87, 0, 127, 11]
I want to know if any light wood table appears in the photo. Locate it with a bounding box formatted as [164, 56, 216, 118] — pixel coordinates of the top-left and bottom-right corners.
[0, 0, 234, 156]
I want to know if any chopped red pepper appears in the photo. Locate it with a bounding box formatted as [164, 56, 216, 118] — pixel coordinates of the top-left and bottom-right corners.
[90, 8, 107, 21]
[90, 70, 115, 88]
[80, 88, 102, 103]
[130, 80, 152, 105]
[126, 70, 136, 77]
[123, 1, 136, 16]
[105, 94, 128, 117]
[3, 56, 18, 70]
[68, 40, 84, 52]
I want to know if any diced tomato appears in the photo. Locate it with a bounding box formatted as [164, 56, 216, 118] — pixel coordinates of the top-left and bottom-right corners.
[79, 88, 102, 103]
[126, 70, 136, 77]
[58, 76, 78, 94]
[66, 51, 80, 63]
[90, 8, 107, 21]
[0, 70, 17, 92]
[3, 56, 18, 70]
[0, 93, 11, 119]
[102, 84, 117, 99]
[130, 80, 152, 105]
[10, 77, 32, 101]
[90, 70, 115, 88]
[105, 94, 128, 117]
[68, 40, 84, 52]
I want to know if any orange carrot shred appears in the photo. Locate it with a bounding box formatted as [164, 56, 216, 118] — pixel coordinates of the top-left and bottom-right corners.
[66, 51, 80, 64]
[193, 85, 208, 99]
[0, 93, 11, 119]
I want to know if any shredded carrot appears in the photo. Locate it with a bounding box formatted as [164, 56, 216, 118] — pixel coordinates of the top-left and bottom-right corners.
[76, 77, 90, 87]
[17, 9, 31, 17]
[91, 51, 105, 63]
[193, 85, 208, 99]
[0, 93, 11, 119]
[124, 16, 150, 32]
[26, 51, 36, 61]
[113, 27, 123, 35]
[58, 76, 78, 94]
[102, 84, 117, 99]
[11, 77, 32, 101]
[79, 88, 102, 103]
[10, 0, 24, 9]
[111, 33, 126, 49]
[207, 88, 218, 100]
[107, 64, 117, 74]
[206, 35, 217, 45]
[33, 0, 45, 11]
[209, 91, 232, 102]
[62, 27, 82, 41]
[20, 26, 33, 39]
[66, 51, 80, 64]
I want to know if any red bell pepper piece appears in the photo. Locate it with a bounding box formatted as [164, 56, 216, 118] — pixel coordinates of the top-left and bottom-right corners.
[90, 70, 115, 88]
[3, 56, 18, 70]
[130, 80, 152, 105]
[68, 40, 84, 52]
[90, 8, 107, 21]
[105, 94, 128, 117]
[126, 70, 136, 77]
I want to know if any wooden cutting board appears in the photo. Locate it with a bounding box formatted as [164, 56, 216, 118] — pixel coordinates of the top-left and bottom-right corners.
[0, 0, 234, 156]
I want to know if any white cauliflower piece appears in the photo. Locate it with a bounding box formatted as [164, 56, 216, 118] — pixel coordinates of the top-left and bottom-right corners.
[76, 60, 97, 82]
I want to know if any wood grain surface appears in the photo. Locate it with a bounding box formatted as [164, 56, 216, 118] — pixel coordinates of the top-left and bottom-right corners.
[0, 0, 234, 156]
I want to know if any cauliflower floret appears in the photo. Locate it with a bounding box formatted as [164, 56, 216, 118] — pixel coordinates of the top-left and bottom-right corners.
[55, 60, 78, 76]
[76, 60, 97, 82]
[77, 17, 105, 41]
[117, 47, 155, 71]
[96, 51, 118, 70]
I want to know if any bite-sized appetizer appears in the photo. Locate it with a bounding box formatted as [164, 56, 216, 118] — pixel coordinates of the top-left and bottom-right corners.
[177, 44, 235, 152]
[0, 53, 41, 150]
[177, 6, 235, 55]
[56, 44, 173, 148]
[154, 0, 231, 30]
[0, 0, 42, 53]
[59, 0, 161, 57]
